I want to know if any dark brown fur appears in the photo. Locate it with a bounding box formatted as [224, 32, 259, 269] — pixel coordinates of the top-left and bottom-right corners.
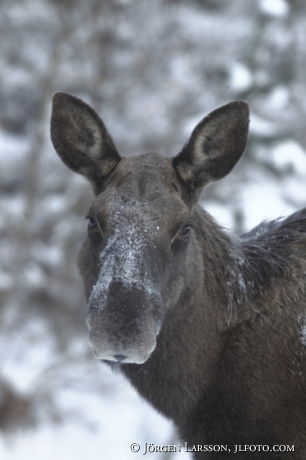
[51, 92, 306, 459]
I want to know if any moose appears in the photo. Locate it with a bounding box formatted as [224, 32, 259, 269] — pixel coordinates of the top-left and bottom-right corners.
[51, 92, 306, 459]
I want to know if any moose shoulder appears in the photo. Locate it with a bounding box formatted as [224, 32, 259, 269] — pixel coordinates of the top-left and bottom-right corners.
[51, 92, 306, 459]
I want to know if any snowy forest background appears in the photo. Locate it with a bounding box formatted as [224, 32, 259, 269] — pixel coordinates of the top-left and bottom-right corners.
[1, 0, 306, 458]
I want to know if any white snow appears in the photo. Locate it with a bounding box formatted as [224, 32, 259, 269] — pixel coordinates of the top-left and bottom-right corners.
[300, 327, 306, 347]
[264, 85, 290, 111]
[1, 319, 56, 394]
[89, 206, 159, 312]
[0, 333, 190, 460]
[249, 113, 278, 137]
[0, 131, 29, 183]
[23, 262, 46, 288]
[205, 202, 234, 230]
[0, 393, 189, 460]
[271, 140, 306, 174]
[260, 0, 289, 18]
[298, 315, 306, 347]
[239, 178, 296, 231]
[228, 62, 253, 93]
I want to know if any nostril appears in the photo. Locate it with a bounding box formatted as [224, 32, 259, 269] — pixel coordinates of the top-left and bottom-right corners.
[113, 354, 127, 362]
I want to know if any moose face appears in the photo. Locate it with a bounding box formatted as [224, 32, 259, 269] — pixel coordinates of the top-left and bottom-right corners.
[50, 92, 249, 364]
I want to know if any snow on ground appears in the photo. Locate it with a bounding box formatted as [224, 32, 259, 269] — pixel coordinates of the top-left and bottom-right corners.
[0, 373, 189, 460]
[0, 316, 191, 460]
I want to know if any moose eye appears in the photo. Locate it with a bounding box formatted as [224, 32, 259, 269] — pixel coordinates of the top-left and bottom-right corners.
[180, 225, 190, 236]
[87, 216, 98, 229]
[86, 216, 102, 244]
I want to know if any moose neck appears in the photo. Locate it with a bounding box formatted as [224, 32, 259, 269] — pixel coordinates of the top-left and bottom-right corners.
[119, 205, 251, 427]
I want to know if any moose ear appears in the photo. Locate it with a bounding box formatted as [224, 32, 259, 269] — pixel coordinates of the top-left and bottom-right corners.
[173, 101, 249, 195]
[51, 92, 121, 192]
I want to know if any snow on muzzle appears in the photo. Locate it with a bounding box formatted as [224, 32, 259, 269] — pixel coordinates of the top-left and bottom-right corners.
[86, 229, 164, 364]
